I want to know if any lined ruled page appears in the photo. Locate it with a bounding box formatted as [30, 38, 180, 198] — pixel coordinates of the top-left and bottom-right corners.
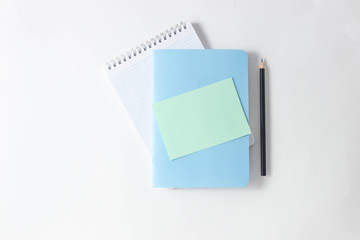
[106, 22, 204, 154]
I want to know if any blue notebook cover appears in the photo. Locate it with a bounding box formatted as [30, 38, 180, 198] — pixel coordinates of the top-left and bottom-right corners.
[153, 50, 249, 188]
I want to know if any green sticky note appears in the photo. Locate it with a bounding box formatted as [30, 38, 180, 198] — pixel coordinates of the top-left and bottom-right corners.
[153, 78, 251, 160]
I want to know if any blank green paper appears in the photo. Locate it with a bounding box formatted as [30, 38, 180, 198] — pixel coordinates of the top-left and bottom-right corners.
[152, 78, 251, 160]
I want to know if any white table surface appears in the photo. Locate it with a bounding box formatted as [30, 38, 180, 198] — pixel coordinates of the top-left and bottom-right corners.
[1, 0, 360, 239]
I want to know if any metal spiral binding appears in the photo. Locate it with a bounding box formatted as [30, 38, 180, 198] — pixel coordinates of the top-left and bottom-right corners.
[106, 22, 188, 70]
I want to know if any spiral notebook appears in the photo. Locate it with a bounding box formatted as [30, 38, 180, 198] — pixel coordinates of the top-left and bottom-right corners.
[105, 22, 204, 154]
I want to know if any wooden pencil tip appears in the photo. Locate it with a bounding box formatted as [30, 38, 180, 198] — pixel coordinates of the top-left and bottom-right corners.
[260, 58, 265, 69]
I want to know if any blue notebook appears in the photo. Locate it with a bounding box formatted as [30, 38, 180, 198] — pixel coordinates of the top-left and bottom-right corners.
[153, 50, 249, 188]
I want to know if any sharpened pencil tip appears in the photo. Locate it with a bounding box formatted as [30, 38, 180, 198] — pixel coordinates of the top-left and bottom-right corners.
[260, 58, 265, 69]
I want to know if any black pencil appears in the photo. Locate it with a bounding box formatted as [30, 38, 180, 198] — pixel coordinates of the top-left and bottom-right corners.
[260, 58, 266, 176]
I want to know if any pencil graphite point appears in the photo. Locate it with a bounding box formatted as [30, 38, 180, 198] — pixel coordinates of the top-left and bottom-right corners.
[260, 58, 265, 69]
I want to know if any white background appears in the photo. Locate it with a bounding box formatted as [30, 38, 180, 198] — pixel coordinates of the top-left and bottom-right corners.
[1, 0, 360, 239]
